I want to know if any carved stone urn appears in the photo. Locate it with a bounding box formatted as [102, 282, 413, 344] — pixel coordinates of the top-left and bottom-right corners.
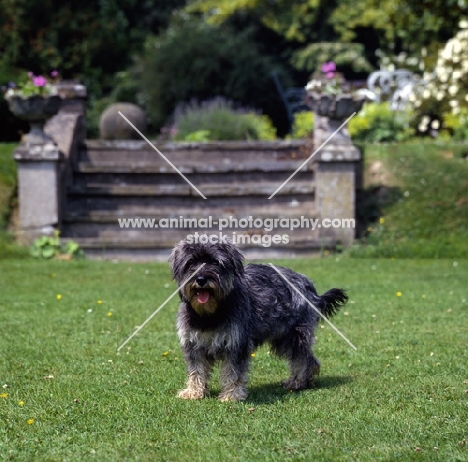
[306, 92, 365, 146]
[6, 94, 61, 147]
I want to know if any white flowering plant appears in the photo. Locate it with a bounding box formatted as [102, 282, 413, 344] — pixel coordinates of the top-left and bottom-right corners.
[411, 19, 468, 136]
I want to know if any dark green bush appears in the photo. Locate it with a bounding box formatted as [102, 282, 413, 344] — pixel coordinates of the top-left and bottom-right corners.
[138, 18, 287, 130]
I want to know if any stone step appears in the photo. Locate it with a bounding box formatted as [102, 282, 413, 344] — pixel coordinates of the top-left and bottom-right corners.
[81, 140, 311, 166]
[76, 160, 313, 174]
[64, 194, 316, 218]
[65, 236, 336, 262]
[63, 208, 318, 224]
[62, 222, 319, 239]
[71, 170, 314, 188]
[67, 181, 315, 197]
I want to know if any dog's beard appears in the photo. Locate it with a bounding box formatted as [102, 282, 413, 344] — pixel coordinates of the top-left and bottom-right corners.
[184, 281, 220, 316]
[182, 273, 236, 316]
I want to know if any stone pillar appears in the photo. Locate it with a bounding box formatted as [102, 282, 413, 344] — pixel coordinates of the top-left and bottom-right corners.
[14, 143, 63, 243]
[14, 81, 87, 244]
[314, 142, 361, 246]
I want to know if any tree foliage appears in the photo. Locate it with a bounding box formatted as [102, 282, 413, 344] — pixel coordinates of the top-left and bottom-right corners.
[137, 18, 287, 130]
[187, 0, 467, 72]
[0, 0, 186, 93]
[331, 0, 466, 66]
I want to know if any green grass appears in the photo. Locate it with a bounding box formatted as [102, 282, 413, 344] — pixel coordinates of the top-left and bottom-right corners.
[1, 258, 467, 461]
[0, 143, 17, 227]
[0, 143, 27, 259]
[352, 142, 468, 258]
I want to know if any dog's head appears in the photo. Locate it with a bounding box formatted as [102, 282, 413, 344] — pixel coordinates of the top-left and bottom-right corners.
[169, 237, 244, 316]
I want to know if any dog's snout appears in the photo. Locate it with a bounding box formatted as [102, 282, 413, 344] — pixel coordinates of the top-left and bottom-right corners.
[196, 276, 208, 287]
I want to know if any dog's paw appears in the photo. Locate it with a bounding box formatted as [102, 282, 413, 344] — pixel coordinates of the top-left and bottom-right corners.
[177, 388, 206, 400]
[282, 378, 309, 391]
[218, 388, 248, 402]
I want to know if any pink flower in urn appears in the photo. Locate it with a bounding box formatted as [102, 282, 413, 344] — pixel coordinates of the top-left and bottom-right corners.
[32, 75, 47, 87]
[321, 61, 336, 79]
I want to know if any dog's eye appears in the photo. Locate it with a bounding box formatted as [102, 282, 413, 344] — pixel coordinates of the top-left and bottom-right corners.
[184, 259, 194, 271]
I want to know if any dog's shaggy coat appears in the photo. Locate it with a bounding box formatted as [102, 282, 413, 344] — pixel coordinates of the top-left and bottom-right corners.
[170, 239, 348, 401]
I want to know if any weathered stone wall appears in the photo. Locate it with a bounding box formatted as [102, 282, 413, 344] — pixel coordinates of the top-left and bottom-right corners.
[13, 89, 361, 259]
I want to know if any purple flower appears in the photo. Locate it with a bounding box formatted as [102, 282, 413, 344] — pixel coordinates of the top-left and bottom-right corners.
[8, 82, 16, 88]
[50, 70, 58, 77]
[322, 61, 337, 78]
[28, 72, 34, 78]
[33, 75, 47, 87]
[321, 61, 336, 73]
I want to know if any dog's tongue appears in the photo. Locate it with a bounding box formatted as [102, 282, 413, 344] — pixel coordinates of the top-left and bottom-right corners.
[197, 290, 210, 304]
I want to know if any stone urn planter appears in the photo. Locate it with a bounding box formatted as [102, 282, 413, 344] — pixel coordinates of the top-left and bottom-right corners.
[6, 94, 61, 146]
[306, 92, 365, 146]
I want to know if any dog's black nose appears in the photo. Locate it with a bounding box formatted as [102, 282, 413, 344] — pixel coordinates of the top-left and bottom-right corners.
[196, 276, 208, 287]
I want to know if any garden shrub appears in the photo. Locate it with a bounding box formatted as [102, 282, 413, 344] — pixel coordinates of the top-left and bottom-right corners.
[172, 98, 277, 141]
[289, 111, 314, 139]
[349, 102, 414, 142]
[442, 109, 468, 140]
[138, 18, 287, 131]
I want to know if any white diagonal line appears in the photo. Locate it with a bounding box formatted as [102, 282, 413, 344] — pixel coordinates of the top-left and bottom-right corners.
[117, 263, 206, 351]
[269, 263, 357, 350]
[118, 111, 207, 199]
[268, 112, 356, 199]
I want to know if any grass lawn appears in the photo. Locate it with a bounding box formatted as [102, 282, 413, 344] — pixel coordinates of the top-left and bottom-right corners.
[352, 142, 468, 258]
[1, 258, 467, 461]
[0, 143, 27, 259]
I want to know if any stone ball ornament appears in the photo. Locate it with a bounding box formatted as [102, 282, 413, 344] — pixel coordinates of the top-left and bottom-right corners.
[99, 103, 148, 140]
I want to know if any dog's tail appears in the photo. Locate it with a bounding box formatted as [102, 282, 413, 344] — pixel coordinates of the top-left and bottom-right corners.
[319, 288, 348, 318]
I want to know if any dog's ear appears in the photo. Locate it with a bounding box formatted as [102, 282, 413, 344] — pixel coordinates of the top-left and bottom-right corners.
[168, 240, 184, 281]
[223, 239, 245, 275]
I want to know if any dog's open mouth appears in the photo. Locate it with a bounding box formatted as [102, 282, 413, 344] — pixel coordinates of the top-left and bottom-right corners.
[196, 289, 210, 304]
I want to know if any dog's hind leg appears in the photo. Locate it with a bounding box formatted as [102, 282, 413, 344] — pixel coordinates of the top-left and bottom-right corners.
[178, 350, 214, 400]
[272, 327, 320, 391]
[283, 352, 320, 391]
[218, 356, 249, 402]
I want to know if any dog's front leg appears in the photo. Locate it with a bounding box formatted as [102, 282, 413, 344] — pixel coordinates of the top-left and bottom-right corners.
[178, 348, 214, 400]
[218, 355, 249, 402]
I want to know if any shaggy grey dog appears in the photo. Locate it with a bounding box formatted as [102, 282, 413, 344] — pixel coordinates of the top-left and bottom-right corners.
[169, 238, 348, 402]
